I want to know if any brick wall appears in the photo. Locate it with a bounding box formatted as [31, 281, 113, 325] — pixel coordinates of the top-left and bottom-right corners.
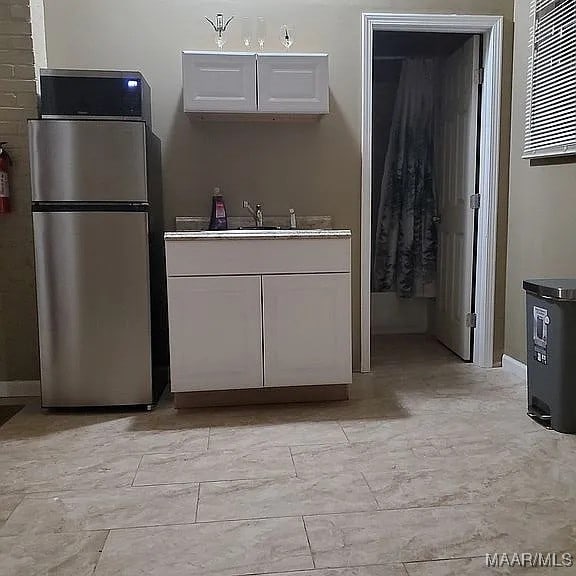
[0, 0, 39, 381]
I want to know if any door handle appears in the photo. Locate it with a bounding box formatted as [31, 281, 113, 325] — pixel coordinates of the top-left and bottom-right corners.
[432, 216, 441, 224]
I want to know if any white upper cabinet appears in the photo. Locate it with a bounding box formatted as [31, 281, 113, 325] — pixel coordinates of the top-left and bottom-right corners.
[182, 51, 329, 116]
[182, 52, 257, 113]
[257, 54, 329, 114]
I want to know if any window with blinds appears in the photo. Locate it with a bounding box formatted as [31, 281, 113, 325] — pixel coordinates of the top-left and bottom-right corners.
[524, 0, 576, 158]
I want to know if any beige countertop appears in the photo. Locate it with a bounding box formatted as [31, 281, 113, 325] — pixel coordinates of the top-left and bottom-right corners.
[164, 229, 352, 241]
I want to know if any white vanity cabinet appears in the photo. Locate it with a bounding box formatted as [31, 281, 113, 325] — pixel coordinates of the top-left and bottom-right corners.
[165, 231, 351, 396]
[182, 51, 257, 113]
[182, 52, 329, 116]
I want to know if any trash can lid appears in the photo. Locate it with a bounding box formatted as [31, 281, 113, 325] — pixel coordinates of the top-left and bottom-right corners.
[523, 279, 576, 301]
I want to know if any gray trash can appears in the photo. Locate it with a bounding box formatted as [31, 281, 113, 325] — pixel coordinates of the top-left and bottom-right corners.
[524, 279, 576, 434]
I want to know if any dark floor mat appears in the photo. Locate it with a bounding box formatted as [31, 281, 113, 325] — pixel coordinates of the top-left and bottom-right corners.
[0, 405, 23, 428]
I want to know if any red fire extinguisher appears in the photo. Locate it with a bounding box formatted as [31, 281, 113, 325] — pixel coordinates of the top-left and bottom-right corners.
[0, 142, 13, 214]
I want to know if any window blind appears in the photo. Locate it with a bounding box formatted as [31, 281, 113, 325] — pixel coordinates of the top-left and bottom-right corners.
[524, 0, 576, 158]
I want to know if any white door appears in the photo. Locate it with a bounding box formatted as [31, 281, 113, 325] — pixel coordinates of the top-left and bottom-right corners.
[435, 36, 481, 360]
[182, 52, 257, 113]
[262, 273, 352, 387]
[168, 275, 263, 392]
[257, 54, 329, 114]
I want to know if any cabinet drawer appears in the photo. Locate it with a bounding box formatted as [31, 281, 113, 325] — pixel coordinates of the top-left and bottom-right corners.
[166, 237, 351, 277]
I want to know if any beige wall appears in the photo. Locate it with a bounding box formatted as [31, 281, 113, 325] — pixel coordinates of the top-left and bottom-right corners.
[38, 0, 513, 370]
[0, 0, 39, 382]
[505, 0, 576, 364]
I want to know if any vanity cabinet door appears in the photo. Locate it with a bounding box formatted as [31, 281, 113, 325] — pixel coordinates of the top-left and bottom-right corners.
[262, 273, 351, 387]
[257, 54, 329, 114]
[168, 275, 263, 391]
[182, 52, 257, 113]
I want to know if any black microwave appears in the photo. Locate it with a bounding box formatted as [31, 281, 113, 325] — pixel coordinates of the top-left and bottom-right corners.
[40, 69, 151, 125]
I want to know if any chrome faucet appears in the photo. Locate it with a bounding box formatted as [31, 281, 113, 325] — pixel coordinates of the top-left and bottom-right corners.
[242, 200, 263, 228]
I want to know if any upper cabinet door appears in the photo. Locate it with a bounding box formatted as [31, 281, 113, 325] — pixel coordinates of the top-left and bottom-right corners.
[257, 54, 329, 114]
[182, 52, 257, 113]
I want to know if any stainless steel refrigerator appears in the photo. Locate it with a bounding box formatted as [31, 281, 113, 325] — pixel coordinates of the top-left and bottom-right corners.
[29, 119, 169, 408]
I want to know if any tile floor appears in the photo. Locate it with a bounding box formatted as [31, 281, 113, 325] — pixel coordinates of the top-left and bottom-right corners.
[1, 335, 575, 575]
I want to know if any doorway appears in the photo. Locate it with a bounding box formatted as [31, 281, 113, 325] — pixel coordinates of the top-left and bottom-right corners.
[361, 14, 504, 372]
[371, 31, 480, 364]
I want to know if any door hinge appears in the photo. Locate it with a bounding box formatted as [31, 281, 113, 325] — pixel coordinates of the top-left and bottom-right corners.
[474, 68, 484, 85]
[470, 194, 481, 210]
[466, 313, 477, 329]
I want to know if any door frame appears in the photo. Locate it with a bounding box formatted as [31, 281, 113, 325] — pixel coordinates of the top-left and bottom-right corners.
[361, 13, 504, 372]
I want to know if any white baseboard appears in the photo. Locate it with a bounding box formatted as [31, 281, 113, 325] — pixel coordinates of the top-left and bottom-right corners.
[0, 380, 41, 397]
[501, 355, 527, 381]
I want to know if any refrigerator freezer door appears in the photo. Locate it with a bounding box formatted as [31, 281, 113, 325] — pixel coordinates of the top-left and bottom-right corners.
[34, 211, 153, 407]
[29, 119, 148, 203]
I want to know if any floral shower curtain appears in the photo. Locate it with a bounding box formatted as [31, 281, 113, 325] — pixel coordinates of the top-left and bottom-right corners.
[372, 58, 438, 298]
